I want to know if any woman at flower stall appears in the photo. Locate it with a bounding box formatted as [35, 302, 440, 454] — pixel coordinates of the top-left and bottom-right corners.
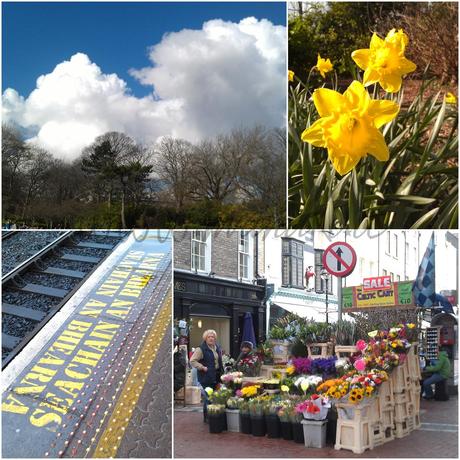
[190, 329, 224, 422]
[236, 341, 254, 366]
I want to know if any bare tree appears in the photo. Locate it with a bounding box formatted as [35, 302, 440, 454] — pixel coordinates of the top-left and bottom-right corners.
[154, 137, 195, 210]
[21, 146, 56, 218]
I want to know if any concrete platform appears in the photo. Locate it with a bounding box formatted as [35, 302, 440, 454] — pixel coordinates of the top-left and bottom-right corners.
[2, 230, 172, 458]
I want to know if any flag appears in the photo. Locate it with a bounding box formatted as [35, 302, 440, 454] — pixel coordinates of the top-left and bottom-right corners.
[434, 293, 455, 314]
[412, 234, 436, 307]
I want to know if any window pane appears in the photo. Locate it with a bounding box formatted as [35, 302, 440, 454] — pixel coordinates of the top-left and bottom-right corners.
[282, 256, 289, 285]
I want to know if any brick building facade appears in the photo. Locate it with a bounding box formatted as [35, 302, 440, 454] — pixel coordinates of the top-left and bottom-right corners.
[174, 231, 266, 357]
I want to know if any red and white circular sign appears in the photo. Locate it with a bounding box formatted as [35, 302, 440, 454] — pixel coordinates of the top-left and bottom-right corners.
[322, 242, 356, 277]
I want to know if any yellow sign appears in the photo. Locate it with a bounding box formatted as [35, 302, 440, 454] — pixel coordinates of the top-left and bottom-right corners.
[354, 285, 396, 308]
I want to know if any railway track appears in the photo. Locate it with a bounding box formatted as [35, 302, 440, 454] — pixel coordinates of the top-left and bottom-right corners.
[2, 230, 130, 368]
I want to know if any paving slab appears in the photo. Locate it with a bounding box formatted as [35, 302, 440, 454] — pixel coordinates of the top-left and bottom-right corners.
[174, 396, 458, 458]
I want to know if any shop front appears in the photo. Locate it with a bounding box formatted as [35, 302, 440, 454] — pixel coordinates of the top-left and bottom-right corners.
[174, 271, 266, 357]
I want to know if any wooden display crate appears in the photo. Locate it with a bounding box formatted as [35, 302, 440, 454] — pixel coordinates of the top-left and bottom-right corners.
[335, 345, 358, 359]
[307, 342, 333, 359]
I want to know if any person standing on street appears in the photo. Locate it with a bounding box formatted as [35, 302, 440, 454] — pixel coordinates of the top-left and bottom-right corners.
[190, 329, 224, 422]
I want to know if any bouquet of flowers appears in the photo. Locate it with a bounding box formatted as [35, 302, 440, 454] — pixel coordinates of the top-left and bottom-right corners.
[295, 394, 331, 420]
[226, 396, 243, 410]
[277, 400, 295, 422]
[311, 356, 338, 378]
[208, 387, 233, 405]
[317, 378, 350, 400]
[237, 353, 261, 377]
[291, 357, 312, 375]
[338, 369, 388, 404]
[220, 371, 243, 389]
[222, 354, 235, 372]
[293, 375, 323, 394]
[238, 384, 261, 398]
[207, 404, 225, 414]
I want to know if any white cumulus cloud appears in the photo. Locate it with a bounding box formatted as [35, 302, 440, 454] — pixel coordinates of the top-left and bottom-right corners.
[2, 17, 286, 161]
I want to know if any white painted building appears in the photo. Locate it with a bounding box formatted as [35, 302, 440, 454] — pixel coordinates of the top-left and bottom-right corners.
[262, 230, 458, 331]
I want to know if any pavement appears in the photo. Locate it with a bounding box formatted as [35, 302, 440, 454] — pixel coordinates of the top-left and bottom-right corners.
[2, 232, 172, 458]
[174, 395, 459, 458]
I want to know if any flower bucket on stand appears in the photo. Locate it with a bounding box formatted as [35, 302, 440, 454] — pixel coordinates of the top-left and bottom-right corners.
[301, 419, 328, 448]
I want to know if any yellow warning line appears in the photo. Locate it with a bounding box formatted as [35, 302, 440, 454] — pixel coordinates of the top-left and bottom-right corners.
[93, 292, 171, 458]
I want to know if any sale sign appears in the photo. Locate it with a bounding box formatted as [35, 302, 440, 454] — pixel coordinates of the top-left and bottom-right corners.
[362, 276, 392, 291]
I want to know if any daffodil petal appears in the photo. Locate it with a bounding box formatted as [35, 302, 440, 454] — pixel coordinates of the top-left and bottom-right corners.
[367, 129, 390, 161]
[379, 73, 403, 93]
[369, 99, 399, 128]
[398, 57, 417, 74]
[313, 88, 346, 117]
[343, 80, 370, 111]
[351, 49, 370, 70]
[363, 68, 379, 86]
[370, 32, 384, 50]
[329, 148, 361, 176]
[301, 118, 326, 147]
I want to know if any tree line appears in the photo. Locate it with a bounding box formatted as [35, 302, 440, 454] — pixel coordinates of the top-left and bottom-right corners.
[2, 125, 286, 228]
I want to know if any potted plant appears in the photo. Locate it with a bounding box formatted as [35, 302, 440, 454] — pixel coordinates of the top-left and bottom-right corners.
[258, 341, 274, 364]
[207, 404, 226, 434]
[269, 326, 291, 364]
[264, 400, 281, 438]
[277, 402, 293, 440]
[226, 397, 242, 432]
[296, 394, 330, 447]
[249, 398, 266, 437]
[238, 399, 252, 434]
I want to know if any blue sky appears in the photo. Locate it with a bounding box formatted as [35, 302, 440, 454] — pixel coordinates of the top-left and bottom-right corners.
[2, 2, 286, 97]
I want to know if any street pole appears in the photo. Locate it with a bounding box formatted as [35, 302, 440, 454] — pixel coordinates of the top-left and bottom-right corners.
[325, 276, 329, 324]
[338, 276, 342, 323]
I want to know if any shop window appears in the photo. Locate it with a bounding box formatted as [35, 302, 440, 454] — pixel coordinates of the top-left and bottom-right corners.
[281, 238, 304, 288]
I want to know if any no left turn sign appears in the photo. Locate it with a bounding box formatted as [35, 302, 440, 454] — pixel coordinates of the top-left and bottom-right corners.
[322, 242, 357, 277]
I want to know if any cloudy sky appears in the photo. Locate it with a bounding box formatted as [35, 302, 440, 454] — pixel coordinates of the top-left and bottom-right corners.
[2, 2, 286, 161]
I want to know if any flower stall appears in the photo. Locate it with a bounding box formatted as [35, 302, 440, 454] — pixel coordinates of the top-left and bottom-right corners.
[201, 320, 421, 455]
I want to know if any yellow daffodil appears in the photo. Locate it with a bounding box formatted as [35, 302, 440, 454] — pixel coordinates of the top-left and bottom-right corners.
[286, 365, 296, 375]
[352, 29, 416, 93]
[316, 54, 333, 78]
[281, 385, 290, 392]
[288, 70, 295, 82]
[204, 387, 214, 396]
[301, 80, 399, 175]
[407, 323, 416, 329]
[445, 92, 457, 104]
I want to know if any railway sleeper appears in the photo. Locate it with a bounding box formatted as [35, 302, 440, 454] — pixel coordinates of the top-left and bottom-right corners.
[20, 283, 68, 298]
[76, 241, 114, 250]
[43, 266, 86, 279]
[2, 303, 47, 322]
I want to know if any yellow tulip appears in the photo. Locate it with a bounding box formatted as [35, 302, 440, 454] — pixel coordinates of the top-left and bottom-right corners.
[445, 92, 457, 104]
[352, 29, 416, 93]
[368, 330, 378, 338]
[301, 80, 399, 175]
[288, 70, 295, 82]
[316, 54, 333, 78]
[281, 385, 290, 392]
